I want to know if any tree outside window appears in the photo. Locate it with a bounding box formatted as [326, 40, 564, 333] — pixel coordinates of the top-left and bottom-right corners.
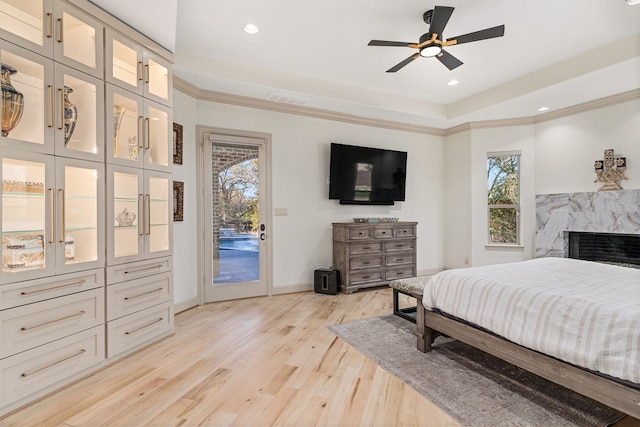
[487, 153, 520, 244]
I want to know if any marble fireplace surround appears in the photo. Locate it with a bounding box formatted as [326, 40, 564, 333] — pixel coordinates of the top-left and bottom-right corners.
[536, 189, 640, 258]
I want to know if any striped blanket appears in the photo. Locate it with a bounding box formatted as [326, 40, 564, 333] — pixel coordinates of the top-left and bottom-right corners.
[422, 257, 640, 384]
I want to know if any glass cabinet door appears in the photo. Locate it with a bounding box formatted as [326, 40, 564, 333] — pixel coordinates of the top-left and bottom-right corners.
[0, 0, 54, 58]
[143, 50, 172, 106]
[107, 164, 144, 265]
[106, 83, 143, 167]
[105, 29, 143, 94]
[145, 171, 171, 259]
[53, 63, 104, 161]
[55, 157, 104, 274]
[53, 2, 103, 79]
[0, 42, 55, 154]
[0, 149, 55, 283]
[144, 100, 172, 172]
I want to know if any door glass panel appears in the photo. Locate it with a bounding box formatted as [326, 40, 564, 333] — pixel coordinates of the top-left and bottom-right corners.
[62, 12, 96, 69]
[1, 49, 45, 145]
[2, 158, 46, 273]
[113, 171, 139, 258]
[147, 59, 168, 101]
[64, 165, 97, 265]
[113, 92, 139, 161]
[0, 0, 44, 46]
[213, 146, 259, 284]
[63, 73, 96, 154]
[148, 176, 168, 253]
[147, 105, 168, 167]
[112, 39, 137, 87]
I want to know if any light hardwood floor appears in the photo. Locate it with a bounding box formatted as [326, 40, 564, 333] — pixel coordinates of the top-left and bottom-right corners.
[2, 288, 639, 427]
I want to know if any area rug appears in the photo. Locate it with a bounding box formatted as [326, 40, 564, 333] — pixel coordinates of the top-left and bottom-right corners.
[328, 314, 624, 427]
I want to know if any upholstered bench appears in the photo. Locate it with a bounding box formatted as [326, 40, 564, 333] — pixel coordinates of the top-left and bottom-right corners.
[389, 276, 430, 351]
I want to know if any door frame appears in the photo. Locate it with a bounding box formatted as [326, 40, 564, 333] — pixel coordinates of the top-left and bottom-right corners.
[196, 126, 273, 304]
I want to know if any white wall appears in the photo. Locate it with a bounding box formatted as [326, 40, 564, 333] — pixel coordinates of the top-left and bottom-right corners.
[171, 90, 446, 307]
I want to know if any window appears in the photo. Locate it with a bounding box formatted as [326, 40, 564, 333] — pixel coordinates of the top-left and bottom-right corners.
[487, 152, 520, 245]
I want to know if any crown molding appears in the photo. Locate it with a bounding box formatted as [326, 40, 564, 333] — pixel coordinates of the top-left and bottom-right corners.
[174, 77, 639, 138]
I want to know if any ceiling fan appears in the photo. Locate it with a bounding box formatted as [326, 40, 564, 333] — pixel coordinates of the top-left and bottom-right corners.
[368, 6, 505, 72]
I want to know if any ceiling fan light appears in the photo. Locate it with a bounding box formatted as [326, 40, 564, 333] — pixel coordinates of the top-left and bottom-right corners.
[420, 44, 442, 57]
[627, 0, 640, 5]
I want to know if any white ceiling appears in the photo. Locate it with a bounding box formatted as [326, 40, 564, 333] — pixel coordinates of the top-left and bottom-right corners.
[91, 0, 640, 129]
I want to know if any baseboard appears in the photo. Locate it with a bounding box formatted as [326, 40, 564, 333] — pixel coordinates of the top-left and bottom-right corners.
[272, 283, 313, 295]
[174, 296, 199, 313]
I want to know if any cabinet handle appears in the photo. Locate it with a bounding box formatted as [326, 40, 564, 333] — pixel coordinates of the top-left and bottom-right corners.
[46, 13, 53, 39]
[57, 17, 63, 43]
[58, 88, 64, 130]
[137, 116, 144, 149]
[362, 246, 370, 250]
[363, 261, 371, 265]
[138, 194, 145, 236]
[21, 279, 86, 296]
[144, 117, 151, 149]
[362, 275, 371, 279]
[137, 61, 143, 82]
[48, 188, 55, 243]
[124, 287, 163, 300]
[47, 85, 54, 127]
[125, 317, 163, 335]
[58, 189, 65, 242]
[21, 349, 86, 378]
[123, 264, 163, 275]
[144, 63, 150, 84]
[145, 194, 151, 235]
[21, 310, 86, 331]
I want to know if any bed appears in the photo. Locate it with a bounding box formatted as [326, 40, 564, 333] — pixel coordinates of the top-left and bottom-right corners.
[415, 256, 640, 419]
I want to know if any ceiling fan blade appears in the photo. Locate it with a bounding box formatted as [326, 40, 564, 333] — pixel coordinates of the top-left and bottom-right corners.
[386, 53, 420, 73]
[436, 49, 463, 70]
[368, 40, 414, 47]
[447, 25, 505, 45]
[428, 6, 455, 36]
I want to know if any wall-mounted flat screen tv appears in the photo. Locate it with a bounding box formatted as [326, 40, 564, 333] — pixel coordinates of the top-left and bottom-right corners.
[329, 143, 407, 205]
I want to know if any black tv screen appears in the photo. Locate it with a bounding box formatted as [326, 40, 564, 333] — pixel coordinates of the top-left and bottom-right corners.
[329, 143, 407, 205]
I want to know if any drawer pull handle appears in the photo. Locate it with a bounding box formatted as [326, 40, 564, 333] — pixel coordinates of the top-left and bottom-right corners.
[20, 279, 86, 296]
[21, 310, 86, 331]
[125, 317, 163, 335]
[362, 246, 370, 250]
[362, 275, 370, 279]
[363, 262, 371, 265]
[396, 259, 404, 262]
[396, 244, 404, 248]
[123, 264, 164, 275]
[124, 288, 163, 300]
[21, 349, 86, 378]
[396, 271, 404, 275]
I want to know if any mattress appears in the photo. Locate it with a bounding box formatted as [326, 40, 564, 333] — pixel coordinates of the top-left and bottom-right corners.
[422, 257, 640, 384]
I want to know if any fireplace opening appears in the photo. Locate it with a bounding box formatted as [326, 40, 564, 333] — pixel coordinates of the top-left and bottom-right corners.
[568, 232, 640, 265]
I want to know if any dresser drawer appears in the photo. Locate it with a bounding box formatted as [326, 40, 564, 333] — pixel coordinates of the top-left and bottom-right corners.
[0, 269, 104, 311]
[349, 242, 382, 255]
[348, 227, 371, 240]
[385, 253, 415, 267]
[106, 272, 172, 321]
[107, 301, 173, 359]
[395, 225, 416, 238]
[373, 226, 394, 239]
[350, 256, 382, 270]
[107, 256, 172, 284]
[0, 288, 104, 359]
[385, 240, 415, 252]
[0, 326, 104, 407]
[385, 266, 415, 281]
[349, 269, 383, 285]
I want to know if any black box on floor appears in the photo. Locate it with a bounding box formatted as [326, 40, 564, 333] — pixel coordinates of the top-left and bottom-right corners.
[314, 269, 339, 295]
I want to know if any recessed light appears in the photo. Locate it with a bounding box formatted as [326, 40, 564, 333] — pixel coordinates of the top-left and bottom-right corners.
[447, 79, 459, 86]
[244, 23, 259, 34]
[537, 106, 550, 112]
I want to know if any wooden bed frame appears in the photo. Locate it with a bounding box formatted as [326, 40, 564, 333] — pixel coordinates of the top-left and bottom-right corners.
[414, 297, 640, 419]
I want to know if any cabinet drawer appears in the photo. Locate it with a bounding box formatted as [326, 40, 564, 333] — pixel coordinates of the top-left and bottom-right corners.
[385, 240, 415, 252]
[0, 326, 104, 407]
[0, 269, 104, 311]
[107, 301, 173, 359]
[349, 242, 382, 255]
[0, 288, 104, 359]
[350, 256, 382, 270]
[107, 272, 172, 321]
[350, 269, 383, 285]
[348, 227, 371, 240]
[385, 253, 415, 267]
[395, 226, 416, 238]
[107, 256, 172, 284]
[373, 226, 394, 239]
[385, 267, 415, 281]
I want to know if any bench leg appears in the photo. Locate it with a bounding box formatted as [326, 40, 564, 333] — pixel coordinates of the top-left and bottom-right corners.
[414, 295, 429, 352]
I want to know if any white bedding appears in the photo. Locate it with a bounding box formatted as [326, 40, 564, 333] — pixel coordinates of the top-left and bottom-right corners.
[422, 257, 640, 384]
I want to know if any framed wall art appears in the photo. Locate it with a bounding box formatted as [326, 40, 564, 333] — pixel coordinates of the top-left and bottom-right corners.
[173, 180, 184, 222]
[173, 122, 183, 165]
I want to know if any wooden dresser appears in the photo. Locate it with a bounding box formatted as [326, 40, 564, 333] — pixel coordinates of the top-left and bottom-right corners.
[332, 222, 417, 293]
